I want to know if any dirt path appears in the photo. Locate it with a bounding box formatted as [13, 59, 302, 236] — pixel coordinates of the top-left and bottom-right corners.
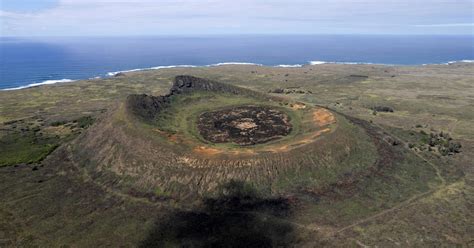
[330, 188, 436, 236]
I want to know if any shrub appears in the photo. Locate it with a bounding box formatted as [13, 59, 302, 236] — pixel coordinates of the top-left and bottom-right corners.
[74, 116, 94, 128]
[51, 120, 67, 126]
[372, 106, 394, 112]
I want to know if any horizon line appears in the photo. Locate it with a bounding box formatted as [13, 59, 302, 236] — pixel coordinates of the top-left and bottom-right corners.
[2, 33, 474, 38]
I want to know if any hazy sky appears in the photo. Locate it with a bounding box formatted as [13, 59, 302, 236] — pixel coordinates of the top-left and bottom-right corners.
[1, 0, 473, 36]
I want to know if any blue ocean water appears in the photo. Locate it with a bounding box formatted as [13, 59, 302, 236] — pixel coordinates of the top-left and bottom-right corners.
[1, 35, 473, 90]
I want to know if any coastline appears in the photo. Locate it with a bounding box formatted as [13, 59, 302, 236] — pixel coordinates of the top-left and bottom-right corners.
[1, 60, 473, 91]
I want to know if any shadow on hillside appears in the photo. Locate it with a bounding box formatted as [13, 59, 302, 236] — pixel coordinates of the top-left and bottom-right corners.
[139, 180, 296, 247]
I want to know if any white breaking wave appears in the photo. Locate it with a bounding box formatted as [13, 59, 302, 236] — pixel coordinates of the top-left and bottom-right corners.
[309, 60, 376, 65]
[107, 65, 198, 76]
[447, 60, 474, 65]
[2, 79, 75, 91]
[275, 64, 303, 68]
[309, 61, 327, 65]
[4, 59, 473, 91]
[421, 60, 474, 66]
[107, 68, 144, 76]
[310, 59, 474, 66]
[209, 62, 263, 67]
[106, 63, 263, 77]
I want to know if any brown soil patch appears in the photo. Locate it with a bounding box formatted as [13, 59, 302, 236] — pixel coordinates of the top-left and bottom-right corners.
[313, 109, 336, 126]
[193, 146, 223, 156]
[153, 128, 179, 142]
[193, 146, 259, 157]
[291, 102, 307, 110]
[197, 106, 292, 146]
[265, 128, 331, 153]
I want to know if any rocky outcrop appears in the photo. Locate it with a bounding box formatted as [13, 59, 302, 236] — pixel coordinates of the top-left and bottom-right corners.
[126, 94, 170, 122]
[126, 75, 275, 122]
[171, 75, 270, 99]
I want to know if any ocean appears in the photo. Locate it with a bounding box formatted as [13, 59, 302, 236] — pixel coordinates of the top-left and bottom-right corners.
[1, 35, 473, 90]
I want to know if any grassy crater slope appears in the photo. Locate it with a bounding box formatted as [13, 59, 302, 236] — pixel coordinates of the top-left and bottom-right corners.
[67, 76, 377, 201]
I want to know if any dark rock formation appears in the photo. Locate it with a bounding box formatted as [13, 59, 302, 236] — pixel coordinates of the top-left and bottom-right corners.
[126, 94, 170, 122]
[171, 75, 270, 99]
[126, 75, 275, 122]
[114, 72, 126, 77]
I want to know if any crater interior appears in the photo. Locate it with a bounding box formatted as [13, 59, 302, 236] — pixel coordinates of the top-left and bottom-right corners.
[197, 106, 292, 146]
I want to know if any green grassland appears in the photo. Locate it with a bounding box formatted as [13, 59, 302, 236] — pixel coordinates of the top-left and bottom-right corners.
[0, 63, 472, 246]
[0, 116, 94, 166]
[0, 131, 58, 166]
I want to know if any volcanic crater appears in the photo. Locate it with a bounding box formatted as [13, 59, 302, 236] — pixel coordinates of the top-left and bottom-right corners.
[68, 76, 377, 199]
[197, 106, 292, 146]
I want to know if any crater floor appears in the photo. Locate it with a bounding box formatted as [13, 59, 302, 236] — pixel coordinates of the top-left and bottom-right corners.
[197, 106, 292, 146]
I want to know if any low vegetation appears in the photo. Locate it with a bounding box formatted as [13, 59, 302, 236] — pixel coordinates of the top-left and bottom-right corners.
[371, 105, 394, 113]
[0, 131, 59, 166]
[0, 115, 94, 167]
[409, 130, 462, 156]
[268, 87, 313, 94]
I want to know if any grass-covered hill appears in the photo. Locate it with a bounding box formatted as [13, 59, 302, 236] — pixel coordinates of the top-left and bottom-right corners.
[67, 76, 377, 201]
